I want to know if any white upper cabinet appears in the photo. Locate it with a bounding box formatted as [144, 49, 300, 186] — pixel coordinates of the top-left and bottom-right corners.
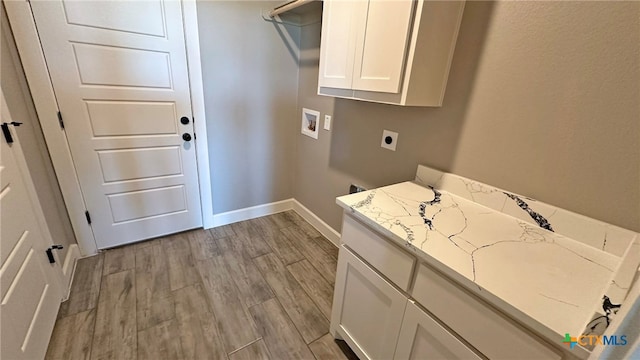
[317, 0, 361, 89]
[318, 0, 466, 107]
[351, 0, 415, 93]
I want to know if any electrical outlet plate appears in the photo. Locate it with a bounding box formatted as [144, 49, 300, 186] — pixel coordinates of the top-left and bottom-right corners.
[324, 115, 332, 130]
[381, 130, 398, 151]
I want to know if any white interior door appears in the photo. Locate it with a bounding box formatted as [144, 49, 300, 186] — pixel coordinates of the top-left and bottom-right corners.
[1, 93, 63, 360]
[30, 0, 202, 249]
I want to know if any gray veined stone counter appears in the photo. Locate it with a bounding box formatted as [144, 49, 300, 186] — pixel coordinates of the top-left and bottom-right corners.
[336, 165, 639, 353]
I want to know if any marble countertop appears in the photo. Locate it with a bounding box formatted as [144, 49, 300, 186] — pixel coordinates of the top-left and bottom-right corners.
[336, 179, 637, 351]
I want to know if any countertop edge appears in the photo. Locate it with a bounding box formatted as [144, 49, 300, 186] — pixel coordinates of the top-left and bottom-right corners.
[336, 197, 592, 359]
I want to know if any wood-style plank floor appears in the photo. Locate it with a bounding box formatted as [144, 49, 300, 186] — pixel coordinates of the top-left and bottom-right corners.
[46, 211, 358, 360]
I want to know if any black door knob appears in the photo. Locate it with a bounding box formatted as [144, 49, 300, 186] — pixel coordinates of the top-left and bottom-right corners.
[180, 116, 190, 125]
[182, 133, 192, 142]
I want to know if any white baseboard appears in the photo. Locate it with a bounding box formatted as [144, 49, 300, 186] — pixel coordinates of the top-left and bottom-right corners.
[292, 200, 341, 246]
[210, 198, 295, 228]
[61, 244, 80, 301]
[206, 198, 341, 247]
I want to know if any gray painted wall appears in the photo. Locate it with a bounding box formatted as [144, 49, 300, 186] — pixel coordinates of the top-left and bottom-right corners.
[294, 1, 640, 233]
[197, 1, 301, 215]
[4, 1, 636, 252]
[1, 7, 77, 258]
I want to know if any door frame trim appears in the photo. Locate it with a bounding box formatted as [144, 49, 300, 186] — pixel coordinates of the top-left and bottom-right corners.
[5, 0, 213, 255]
[182, 0, 214, 229]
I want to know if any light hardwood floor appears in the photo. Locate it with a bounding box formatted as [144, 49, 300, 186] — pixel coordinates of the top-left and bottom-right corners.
[46, 211, 358, 360]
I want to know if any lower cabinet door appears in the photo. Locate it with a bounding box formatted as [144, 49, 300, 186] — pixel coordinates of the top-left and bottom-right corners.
[331, 246, 407, 360]
[394, 301, 482, 360]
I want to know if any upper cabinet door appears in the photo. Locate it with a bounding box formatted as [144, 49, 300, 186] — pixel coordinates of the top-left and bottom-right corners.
[318, 1, 364, 89]
[352, 0, 415, 93]
[317, 0, 465, 106]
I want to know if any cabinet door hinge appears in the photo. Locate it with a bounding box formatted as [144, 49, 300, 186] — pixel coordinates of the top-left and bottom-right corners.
[57, 111, 65, 129]
[85, 210, 92, 225]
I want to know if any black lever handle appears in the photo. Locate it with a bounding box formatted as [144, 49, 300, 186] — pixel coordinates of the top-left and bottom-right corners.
[182, 133, 192, 142]
[1, 123, 13, 144]
[1, 122, 24, 144]
[45, 245, 64, 264]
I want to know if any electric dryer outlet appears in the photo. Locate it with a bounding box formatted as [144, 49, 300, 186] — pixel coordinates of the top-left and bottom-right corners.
[381, 130, 398, 151]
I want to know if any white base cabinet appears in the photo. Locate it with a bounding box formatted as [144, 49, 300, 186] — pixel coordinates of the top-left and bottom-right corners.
[332, 244, 481, 360]
[394, 301, 481, 360]
[331, 214, 566, 360]
[331, 246, 407, 360]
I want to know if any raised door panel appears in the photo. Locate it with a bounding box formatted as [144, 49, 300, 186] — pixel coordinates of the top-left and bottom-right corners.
[86, 101, 177, 136]
[394, 301, 482, 360]
[97, 147, 182, 182]
[331, 246, 407, 360]
[352, 0, 414, 93]
[61, 1, 165, 36]
[72, 43, 172, 88]
[317, 0, 365, 90]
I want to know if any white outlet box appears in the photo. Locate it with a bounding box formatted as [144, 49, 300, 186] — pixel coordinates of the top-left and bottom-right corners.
[381, 130, 398, 151]
[324, 115, 332, 130]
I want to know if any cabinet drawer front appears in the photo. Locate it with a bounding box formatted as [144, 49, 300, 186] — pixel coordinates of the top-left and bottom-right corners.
[333, 246, 408, 360]
[341, 215, 415, 290]
[394, 301, 481, 360]
[412, 264, 561, 360]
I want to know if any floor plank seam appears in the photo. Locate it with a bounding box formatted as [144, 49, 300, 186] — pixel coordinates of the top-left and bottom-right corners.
[226, 336, 264, 356]
[99, 268, 131, 278]
[284, 228, 336, 276]
[307, 331, 331, 346]
[88, 306, 100, 360]
[137, 317, 175, 333]
[284, 265, 333, 324]
[196, 251, 260, 355]
[250, 257, 322, 350]
[245, 267, 311, 352]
